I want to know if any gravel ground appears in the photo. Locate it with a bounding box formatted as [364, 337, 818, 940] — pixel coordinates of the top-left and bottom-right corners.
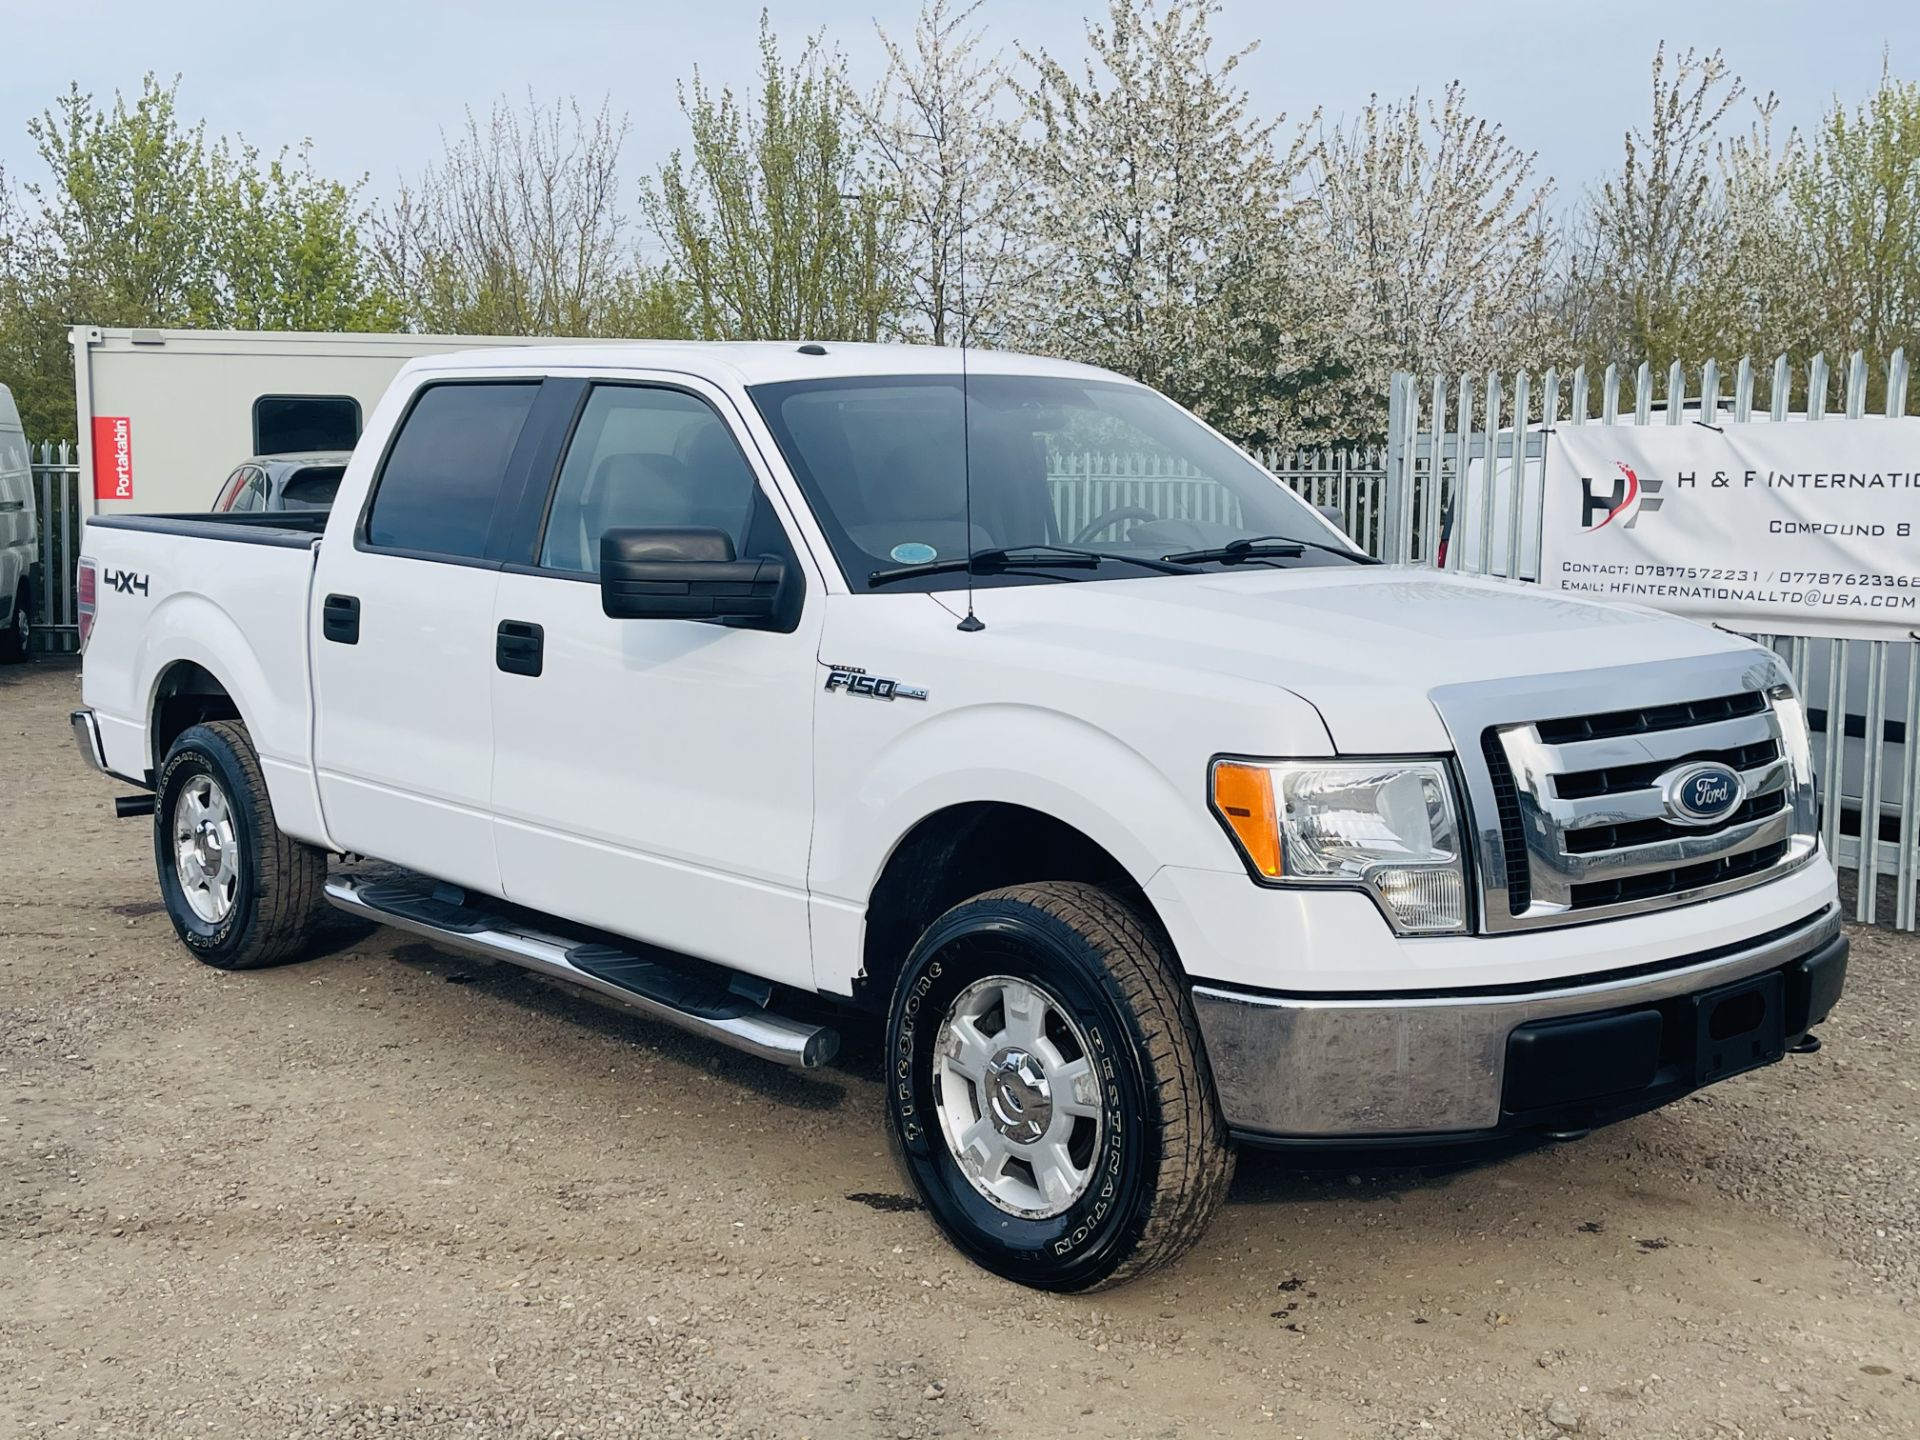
[4, 658, 1918, 1439]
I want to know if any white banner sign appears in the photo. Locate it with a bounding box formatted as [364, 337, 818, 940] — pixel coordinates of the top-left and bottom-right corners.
[1540, 418, 1920, 640]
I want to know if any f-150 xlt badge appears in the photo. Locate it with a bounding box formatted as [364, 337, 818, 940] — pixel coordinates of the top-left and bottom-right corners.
[823, 665, 928, 702]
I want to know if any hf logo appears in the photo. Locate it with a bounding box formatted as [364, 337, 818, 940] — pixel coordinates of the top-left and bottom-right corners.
[1580, 461, 1664, 532]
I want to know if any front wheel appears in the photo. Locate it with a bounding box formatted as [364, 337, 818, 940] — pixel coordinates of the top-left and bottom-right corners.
[884, 882, 1234, 1291]
[154, 720, 328, 969]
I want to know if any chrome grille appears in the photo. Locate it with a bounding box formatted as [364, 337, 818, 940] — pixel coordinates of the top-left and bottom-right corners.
[1480, 729, 1533, 912]
[1532, 689, 1767, 745]
[1432, 653, 1820, 933]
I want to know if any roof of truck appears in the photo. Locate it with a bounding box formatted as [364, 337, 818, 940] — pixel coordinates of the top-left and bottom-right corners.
[398, 340, 1131, 389]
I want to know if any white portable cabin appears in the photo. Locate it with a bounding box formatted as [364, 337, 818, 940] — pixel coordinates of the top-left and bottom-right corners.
[71, 327, 588, 517]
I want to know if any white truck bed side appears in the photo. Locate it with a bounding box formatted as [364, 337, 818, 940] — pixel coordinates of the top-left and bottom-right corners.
[79, 517, 332, 848]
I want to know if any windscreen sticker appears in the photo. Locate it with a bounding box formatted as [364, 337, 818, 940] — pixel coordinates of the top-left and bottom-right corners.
[890, 542, 938, 564]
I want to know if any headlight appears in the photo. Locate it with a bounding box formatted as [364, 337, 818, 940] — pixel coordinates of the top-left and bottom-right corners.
[1210, 759, 1468, 934]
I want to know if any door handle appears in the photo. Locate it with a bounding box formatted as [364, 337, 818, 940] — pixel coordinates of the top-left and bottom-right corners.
[322, 593, 360, 645]
[496, 619, 544, 677]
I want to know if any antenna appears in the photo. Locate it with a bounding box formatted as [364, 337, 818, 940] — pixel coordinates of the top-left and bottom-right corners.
[954, 163, 984, 633]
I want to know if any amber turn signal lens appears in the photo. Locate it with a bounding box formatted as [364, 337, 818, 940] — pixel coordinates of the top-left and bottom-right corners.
[1211, 762, 1282, 878]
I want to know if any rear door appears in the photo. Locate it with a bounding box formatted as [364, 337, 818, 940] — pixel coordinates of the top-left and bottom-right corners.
[0, 426, 32, 611]
[311, 377, 552, 894]
[486, 375, 821, 987]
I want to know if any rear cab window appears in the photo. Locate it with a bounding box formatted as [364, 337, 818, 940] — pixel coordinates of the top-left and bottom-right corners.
[363, 383, 540, 560]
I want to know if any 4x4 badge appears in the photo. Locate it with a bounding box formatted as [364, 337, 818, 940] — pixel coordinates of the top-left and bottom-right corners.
[823, 665, 928, 702]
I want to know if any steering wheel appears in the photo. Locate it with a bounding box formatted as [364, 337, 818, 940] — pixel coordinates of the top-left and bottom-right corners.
[1072, 506, 1161, 545]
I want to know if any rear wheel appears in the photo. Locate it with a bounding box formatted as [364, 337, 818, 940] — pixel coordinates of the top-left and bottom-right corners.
[0, 581, 27, 662]
[884, 882, 1234, 1291]
[154, 720, 328, 969]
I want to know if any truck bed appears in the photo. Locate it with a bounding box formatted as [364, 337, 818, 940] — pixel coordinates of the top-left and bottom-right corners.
[79, 509, 326, 843]
[87, 510, 329, 547]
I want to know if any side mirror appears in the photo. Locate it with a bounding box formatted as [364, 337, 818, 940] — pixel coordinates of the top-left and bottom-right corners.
[599, 527, 790, 626]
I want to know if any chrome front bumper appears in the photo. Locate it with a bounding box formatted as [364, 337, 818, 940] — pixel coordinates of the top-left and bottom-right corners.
[1192, 904, 1845, 1140]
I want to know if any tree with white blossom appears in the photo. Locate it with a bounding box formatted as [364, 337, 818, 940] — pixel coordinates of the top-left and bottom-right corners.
[1308, 82, 1556, 431]
[1564, 44, 1744, 370]
[855, 0, 1018, 346]
[1698, 98, 1811, 372]
[1002, 0, 1324, 444]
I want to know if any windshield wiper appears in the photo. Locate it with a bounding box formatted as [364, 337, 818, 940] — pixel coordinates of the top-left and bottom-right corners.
[1161, 534, 1380, 567]
[868, 545, 1196, 589]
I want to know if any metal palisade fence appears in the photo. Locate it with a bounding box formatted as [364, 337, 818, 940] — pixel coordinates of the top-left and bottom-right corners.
[1046, 446, 1387, 554]
[1381, 351, 1919, 930]
[26, 441, 83, 655]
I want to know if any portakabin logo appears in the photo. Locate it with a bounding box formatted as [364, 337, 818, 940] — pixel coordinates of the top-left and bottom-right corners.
[1579, 462, 1664, 532]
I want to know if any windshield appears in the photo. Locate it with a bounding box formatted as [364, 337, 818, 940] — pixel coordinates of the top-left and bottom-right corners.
[748, 374, 1358, 591]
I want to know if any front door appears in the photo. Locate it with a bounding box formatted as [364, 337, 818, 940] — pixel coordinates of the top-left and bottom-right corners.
[488, 377, 821, 988]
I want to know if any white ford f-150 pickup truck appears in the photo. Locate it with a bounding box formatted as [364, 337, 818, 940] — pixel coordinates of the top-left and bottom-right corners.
[73, 342, 1847, 1291]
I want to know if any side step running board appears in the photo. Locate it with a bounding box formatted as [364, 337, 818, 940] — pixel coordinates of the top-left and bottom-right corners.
[324, 874, 840, 1069]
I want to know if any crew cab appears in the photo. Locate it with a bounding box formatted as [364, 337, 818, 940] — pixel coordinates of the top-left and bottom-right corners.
[71, 343, 1847, 1291]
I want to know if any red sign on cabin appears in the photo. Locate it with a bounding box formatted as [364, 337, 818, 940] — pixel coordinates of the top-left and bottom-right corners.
[92, 415, 133, 501]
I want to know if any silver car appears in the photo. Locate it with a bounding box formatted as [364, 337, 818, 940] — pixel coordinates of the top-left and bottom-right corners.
[212, 452, 353, 515]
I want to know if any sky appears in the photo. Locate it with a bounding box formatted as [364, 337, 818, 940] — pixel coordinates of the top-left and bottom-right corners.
[1, 0, 1914, 237]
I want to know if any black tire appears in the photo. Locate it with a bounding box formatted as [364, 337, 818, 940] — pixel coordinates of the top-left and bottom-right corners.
[0, 581, 27, 662]
[884, 882, 1234, 1291]
[153, 720, 328, 969]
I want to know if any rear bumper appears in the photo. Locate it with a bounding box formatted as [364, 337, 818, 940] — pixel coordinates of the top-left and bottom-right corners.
[70, 707, 107, 774]
[1193, 903, 1846, 1142]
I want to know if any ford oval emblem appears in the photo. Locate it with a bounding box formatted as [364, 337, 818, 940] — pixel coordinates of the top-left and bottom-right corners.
[1660, 761, 1745, 825]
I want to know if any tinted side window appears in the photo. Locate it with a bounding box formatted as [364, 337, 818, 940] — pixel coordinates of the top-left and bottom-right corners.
[229, 469, 267, 513]
[539, 385, 761, 575]
[214, 467, 250, 512]
[367, 383, 538, 559]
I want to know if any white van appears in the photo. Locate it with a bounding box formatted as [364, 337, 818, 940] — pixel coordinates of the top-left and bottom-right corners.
[0, 383, 37, 661]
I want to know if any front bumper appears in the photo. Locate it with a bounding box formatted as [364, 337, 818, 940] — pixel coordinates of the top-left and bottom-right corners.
[1193, 903, 1846, 1143]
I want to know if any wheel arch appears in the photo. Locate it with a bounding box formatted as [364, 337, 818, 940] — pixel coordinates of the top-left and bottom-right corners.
[148, 658, 244, 772]
[852, 800, 1175, 1012]
[141, 644, 334, 850]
